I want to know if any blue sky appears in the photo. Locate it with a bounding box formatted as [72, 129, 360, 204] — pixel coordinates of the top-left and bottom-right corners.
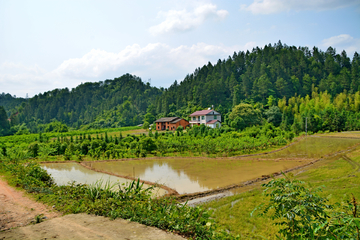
[1, 0, 359, 97]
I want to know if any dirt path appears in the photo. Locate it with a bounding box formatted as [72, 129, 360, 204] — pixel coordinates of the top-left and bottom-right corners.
[0, 176, 60, 231]
[0, 213, 185, 240]
[0, 177, 186, 240]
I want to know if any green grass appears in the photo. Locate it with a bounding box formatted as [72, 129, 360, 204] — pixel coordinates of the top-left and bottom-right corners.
[205, 190, 278, 239]
[201, 145, 360, 239]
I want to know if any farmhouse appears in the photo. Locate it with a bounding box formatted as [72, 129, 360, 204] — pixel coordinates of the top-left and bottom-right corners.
[154, 117, 189, 131]
[189, 109, 221, 128]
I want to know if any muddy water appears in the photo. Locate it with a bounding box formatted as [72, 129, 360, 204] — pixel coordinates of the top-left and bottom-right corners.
[84, 159, 310, 194]
[41, 162, 167, 197]
[84, 136, 360, 195]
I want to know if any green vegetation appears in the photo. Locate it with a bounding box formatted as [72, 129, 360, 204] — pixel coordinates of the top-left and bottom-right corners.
[0, 106, 10, 136]
[0, 123, 291, 163]
[1, 74, 161, 133]
[227, 103, 262, 130]
[201, 148, 360, 239]
[256, 174, 359, 239]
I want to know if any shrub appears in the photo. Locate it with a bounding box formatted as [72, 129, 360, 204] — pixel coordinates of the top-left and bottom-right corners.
[254, 173, 360, 239]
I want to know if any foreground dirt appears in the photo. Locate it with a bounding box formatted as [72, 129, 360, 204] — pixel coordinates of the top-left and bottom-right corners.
[0, 177, 60, 231]
[0, 178, 185, 240]
[1, 213, 186, 240]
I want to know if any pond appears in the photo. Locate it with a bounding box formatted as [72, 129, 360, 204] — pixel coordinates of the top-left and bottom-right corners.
[41, 162, 168, 197]
[83, 158, 311, 194]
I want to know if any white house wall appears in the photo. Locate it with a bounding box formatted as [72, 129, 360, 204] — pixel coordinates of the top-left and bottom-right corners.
[189, 110, 221, 126]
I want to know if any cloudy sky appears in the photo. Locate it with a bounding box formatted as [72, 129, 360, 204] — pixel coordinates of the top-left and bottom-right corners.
[1, 0, 359, 98]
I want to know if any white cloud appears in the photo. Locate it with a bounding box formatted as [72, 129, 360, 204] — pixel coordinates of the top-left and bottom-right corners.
[0, 63, 50, 97]
[322, 34, 360, 57]
[243, 41, 257, 51]
[0, 72, 54, 98]
[55, 42, 240, 80]
[1, 42, 257, 97]
[149, 4, 228, 35]
[322, 34, 355, 46]
[241, 0, 359, 14]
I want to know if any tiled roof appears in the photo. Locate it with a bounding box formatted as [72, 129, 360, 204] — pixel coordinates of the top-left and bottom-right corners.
[155, 117, 180, 123]
[189, 110, 213, 116]
[171, 118, 183, 123]
[206, 120, 220, 124]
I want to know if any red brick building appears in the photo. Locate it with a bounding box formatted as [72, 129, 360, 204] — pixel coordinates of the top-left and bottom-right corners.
[155, 117, 189, 131]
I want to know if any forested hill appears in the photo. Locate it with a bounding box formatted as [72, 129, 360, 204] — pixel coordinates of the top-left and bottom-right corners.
[2, 74, 162, 132]
[160, 41, 359, 115]
[1, 41, 360, 133]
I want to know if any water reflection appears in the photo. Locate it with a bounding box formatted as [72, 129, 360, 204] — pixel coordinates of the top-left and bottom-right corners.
[41, 162, 167, 197]
[85, 159, 310, 194]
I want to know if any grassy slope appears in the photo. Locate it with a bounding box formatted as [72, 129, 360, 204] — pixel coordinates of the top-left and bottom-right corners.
[201, 139, 360, 239]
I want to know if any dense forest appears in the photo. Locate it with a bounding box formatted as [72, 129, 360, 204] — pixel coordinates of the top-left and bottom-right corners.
[1, 41, 360, 135]
[161, 41, 359, 115]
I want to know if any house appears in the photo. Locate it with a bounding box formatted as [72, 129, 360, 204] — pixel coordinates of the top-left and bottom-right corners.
[189, 109, 221, 128]
[155, 117, 189, 131]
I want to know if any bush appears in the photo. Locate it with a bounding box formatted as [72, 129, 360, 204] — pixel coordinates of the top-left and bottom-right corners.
[28, 142, 39, 158]
[254, 173, 360, 239]
[176, 126, 183, 132]
[143, 121, 149, 130]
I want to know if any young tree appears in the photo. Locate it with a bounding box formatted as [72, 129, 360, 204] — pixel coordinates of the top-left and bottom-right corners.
[143, 121, 150, 130]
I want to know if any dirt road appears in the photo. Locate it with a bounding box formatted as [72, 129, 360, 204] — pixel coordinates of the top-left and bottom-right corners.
[0, 177, 60, 231]
[0, 177, 185, 240]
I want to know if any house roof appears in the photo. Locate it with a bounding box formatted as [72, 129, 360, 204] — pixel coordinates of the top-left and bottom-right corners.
[171, 118, 183, 123]
[189, 109, 220, 117]
[155, 117, 180, 123]
[206, 120, 220, 124]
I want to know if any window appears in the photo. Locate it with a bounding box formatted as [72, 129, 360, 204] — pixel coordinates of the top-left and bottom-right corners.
[214, 115, 217, 119]
[201, 116, 204, 120]
[198, 116, 200, 121]
[193, 117, 196, 121]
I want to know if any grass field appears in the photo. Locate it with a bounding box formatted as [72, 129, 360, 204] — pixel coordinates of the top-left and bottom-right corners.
[200, 138, 360, 239]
